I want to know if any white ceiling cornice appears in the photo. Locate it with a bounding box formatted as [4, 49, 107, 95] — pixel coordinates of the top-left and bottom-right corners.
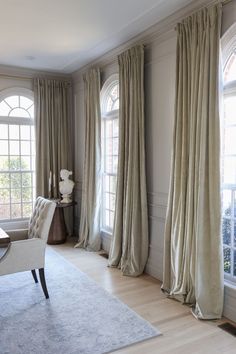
[72, 0, 218, 82]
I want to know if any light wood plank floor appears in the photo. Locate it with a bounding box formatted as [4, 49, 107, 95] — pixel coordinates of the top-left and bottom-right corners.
[51, 239, 236, 354]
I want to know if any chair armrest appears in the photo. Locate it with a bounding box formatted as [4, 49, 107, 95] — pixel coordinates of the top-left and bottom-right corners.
[6, 229, 28, 241]
[0, 238, 46, 276]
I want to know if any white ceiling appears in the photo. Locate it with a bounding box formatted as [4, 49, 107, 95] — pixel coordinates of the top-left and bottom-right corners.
[0, 0, 193, 74]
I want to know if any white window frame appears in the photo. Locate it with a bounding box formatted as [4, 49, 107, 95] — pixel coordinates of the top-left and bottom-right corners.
[100, 74, 119, 234]
[0, 87, 35, 224]
[222, 25, 236, 283]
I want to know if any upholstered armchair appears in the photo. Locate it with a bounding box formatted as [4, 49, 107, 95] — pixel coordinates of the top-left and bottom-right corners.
[0, 197, 56, 298]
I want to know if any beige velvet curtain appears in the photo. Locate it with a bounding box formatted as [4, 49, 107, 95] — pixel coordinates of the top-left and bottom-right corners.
[75, 69, 101, 251]
[108, 45, 149, 276]
[162, 5, 224, 319]
[34, 78, 72, 198]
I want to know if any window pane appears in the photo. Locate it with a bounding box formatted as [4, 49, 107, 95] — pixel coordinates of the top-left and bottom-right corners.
[105, 193, 109, 209]
[22, 173, 31, 187]
[0, 140, 8, 154]
[0, 156, 9, 171]
[31, 141, 35, 155]
[0, 189, 10, 204]
[22, 188, 32, 202]
[224, 127, 236, 155]
[5, 96, 19, 108]
[223, 157, 236, 184]
[105, 138, 112, 155]
[113, 156, 118, 173]
[110, 176, 117, 194]
[110, 194, 115, 211]
[10, 140, 19, 155]
[23, 203, 32, 217]
[112, 99, 119, 110]
[105, 210, 109, 226]
[234, 250, 236, 277]
[20, 125, 30, 140]
[9, 156, 21, 171]
[28, 105, 34, 118]
[31, 126, 35, 140]
[104, 176, 109, 192]
[0, 204, 10, 219]
[224, 247, 231, 274]
[105, 120, 113, 138]
[0, 124, 8, 139]
[224, 53, 236, 83]
[20, 96, 33, 110]
[222, 218, 231, 246]
[113, 138, 118, 155]
[234, 222, 236, 248]
[11, 173, 21, 188]
[110, 211, 114, 228]
[9, 125, 19, 139]
[222, 190, 232, 217]
[224, 96, 236, 125]
[11, 189, 21, 203]
[9, 108, 29, 118]
[0, 173, 10, 188]
[0, 101, 10, 116]
[107, 97, 113, 112]
[11, 203, 21, 218]
[105, 156, 112, 173]
[21, 141, 30, 155]
[113, 119, 118, 137]
[21, 156, 30, 170]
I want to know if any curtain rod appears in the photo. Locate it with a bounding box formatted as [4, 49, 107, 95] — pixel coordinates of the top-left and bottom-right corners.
[221, 0, 233, 5]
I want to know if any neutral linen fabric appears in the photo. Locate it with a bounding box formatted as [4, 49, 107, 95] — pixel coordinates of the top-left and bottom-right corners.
[162, 5, 224, 319]
[0, 197, 56, 276]
[108, 45, 149, 276]
[75, 69, 101, 251]
[34, 78, 72, 199]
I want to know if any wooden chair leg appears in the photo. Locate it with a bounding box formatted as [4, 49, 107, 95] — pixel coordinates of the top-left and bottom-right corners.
[31, 269, 38, 283]
[39, 268, 49, 299]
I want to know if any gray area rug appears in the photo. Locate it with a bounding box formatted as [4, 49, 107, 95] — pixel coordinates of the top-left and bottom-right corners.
[0, 248, 160, 354]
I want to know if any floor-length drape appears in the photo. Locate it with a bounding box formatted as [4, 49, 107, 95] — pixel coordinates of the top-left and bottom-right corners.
[75, 69, 101, 251]
[34, 78, 73, 233]
[108, 45, 149, 276]
[162, 5, 224, 319]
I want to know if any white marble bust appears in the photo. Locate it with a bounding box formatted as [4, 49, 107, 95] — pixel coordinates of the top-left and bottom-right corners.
[59, 169, 75, 203]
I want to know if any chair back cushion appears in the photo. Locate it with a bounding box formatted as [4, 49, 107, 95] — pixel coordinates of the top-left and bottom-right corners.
[28, 197, 56, 242]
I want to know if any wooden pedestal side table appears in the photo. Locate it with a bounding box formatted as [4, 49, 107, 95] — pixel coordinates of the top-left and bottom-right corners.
[47, 200, 77, 245]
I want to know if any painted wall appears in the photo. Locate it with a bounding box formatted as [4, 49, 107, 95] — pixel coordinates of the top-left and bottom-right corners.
[72, 1, 236, 322]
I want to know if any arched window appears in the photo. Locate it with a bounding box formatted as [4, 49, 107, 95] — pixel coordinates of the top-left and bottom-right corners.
[100, 75, 119, 232]
[0, 88, 35, 221]
[222, 26, 236, 282]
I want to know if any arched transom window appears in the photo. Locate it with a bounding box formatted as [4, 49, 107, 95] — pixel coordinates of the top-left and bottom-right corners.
[0, 88, 35, 221]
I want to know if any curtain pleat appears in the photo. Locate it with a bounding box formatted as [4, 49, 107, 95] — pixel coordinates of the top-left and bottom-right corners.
[75, 68, 101, 251]
[34, 78, 73, 233]
[108, 45, 149, 276]
[34, 78, 72, 197]
[162, 5, 224, 319]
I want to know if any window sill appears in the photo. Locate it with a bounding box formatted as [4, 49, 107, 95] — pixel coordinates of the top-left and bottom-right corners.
[224, 279, 236, 291]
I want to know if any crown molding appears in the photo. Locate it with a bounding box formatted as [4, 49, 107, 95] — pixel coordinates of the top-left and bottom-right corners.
[0, 64, 72, 81]
[72, 0, 217, 83]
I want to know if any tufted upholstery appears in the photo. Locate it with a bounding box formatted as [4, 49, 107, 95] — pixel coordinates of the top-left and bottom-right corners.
[0, 197, 56, 277]
[28, 197, 56, 241]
